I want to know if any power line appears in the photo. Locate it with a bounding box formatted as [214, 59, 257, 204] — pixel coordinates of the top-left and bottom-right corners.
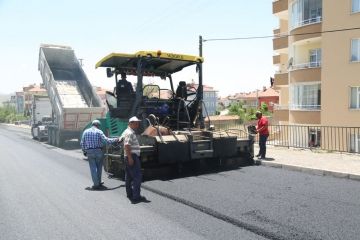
[203, 26, 360, 42]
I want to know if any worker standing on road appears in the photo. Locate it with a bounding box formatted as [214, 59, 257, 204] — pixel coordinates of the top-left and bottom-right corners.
[255, 111, 269, 159]
[80, 120, 119, 190]
[121, 116, 147, 204]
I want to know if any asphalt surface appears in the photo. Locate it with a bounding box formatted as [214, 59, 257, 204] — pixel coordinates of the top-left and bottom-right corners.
[1, 124, 360, 240]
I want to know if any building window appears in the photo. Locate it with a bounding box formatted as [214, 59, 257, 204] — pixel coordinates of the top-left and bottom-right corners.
[351, 39, 360, 62]
[309, 48, 321, 67]
[290, 83, 321, 110]
[352, 0, 360, 13]
[350, 87, 360, 109]
[290, 0, 322, 29]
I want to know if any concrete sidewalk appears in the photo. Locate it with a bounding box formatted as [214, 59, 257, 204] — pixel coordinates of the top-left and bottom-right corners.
[254, 145, 360, 181]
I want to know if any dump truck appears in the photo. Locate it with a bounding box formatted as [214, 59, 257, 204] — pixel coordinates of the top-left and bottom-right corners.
[38, 44, 105, 147]
[30, 95, 52, 141]
[83, 50, 254, 176]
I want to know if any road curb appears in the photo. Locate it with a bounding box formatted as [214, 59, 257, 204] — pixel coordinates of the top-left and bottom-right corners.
[256, 160, 360, 181]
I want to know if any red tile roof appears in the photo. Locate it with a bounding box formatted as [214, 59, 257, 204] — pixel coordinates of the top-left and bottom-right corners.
[28, 86, 46, 92]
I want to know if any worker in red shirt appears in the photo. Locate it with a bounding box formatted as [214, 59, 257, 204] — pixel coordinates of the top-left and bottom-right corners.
[255, 111, 269, 159]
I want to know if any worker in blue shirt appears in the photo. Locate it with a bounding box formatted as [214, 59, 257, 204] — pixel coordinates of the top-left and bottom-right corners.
[80, 120, 119, 190]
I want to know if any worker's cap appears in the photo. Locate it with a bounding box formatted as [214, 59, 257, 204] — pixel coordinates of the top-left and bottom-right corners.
[92, 119, 101, 126]
[129, 116, 141, 123]
[255, 110, 262, 115]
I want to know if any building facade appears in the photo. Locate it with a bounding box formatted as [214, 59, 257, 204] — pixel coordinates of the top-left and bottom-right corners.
[22, 84, 47, 116]
[15, 92, 24, 114]
[273, 0, 360, 151]
[187, 83, 218, 116]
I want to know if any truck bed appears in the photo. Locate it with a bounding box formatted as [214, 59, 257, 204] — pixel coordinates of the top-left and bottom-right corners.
[55, 81, 87, 108]
[38, 44, 105, 145]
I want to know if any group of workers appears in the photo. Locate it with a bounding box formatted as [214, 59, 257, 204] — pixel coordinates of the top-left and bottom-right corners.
[80, 116, 147, 204]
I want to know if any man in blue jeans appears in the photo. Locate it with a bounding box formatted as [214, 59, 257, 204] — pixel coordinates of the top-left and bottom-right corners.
[80, 120, 119, 190]
[122, 116, 147, 204]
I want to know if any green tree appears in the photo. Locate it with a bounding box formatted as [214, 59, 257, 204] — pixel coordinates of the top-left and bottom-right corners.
[0, 106, 28, 123]
[228, 102, 245, 123]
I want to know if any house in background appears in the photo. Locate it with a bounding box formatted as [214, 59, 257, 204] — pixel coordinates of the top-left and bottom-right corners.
[15, 91, 24, 114]
[22, 84, 47, 116]
[234, 87, 279, 112]
[187, 83, 218, 116]
[93, 86, 110, 109]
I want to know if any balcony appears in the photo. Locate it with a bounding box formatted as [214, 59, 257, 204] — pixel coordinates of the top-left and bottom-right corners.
[273, 35, 288, 52]
[274, 72, 288, 87]
[291, 20, 322, 42]
[290, 66, 321, 83]
[273, 0, 288, 15]
[273, 55, 280, 65]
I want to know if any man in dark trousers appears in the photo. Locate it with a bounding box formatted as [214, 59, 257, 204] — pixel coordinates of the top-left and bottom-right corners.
[116, 71, 134, 96]
[255, 111, 269, 159]
[80, 120, 119, 190]
[121, 116, 147, 204]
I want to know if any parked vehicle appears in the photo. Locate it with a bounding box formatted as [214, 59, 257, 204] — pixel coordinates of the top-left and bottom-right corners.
[30, 95, 52, 141]
[38, 44, 105, 147]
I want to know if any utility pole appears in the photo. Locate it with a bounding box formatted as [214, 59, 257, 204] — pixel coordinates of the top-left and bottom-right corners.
[78, 58, 84, 66]
[198, 35, 205, 129]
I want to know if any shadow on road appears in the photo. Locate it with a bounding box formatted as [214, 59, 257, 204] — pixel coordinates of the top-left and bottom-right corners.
[85, 184, 124, 191]
[61, 140, 81, 150]
[259, 157, 275, 161]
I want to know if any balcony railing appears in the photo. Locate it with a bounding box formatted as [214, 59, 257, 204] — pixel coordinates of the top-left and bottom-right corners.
[291, 16, 322, 30]
[292, 61, 321, 70]
[289, 104, 321, 110]
[212, 124, 360, 153]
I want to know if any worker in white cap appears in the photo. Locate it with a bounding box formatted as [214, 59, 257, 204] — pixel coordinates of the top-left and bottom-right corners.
[80, 119, 119, 190]
[121, 116, 147, 203]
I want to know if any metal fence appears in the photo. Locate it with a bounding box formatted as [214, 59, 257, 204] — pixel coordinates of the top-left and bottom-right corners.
[213, 123, 360, 154]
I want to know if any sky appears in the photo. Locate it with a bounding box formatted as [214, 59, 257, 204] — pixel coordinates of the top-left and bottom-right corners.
[0, 0, 277, 97]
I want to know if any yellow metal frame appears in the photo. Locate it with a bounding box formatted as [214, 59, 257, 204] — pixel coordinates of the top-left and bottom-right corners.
[95, 53, 135, 69]
[95, 50, 203, 69]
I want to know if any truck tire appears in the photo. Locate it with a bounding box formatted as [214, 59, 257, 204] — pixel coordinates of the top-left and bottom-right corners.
[31, 127, 36, 139]
[55, 130, 60, 147]
[55, 130, 64, 148]
[50, 128, 56, 146]
[37, 127, 43, 141]
[47, 128, 53, 145]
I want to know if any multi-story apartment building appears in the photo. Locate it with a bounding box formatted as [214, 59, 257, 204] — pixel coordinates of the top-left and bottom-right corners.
[273, 0, 360, 151]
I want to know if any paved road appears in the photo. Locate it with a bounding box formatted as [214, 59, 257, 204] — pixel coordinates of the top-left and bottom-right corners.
[1, 124, 360, 240]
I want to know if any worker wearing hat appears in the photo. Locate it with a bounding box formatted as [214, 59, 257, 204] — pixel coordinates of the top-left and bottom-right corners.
[255, 111, 269, 159]
[121, 116, 147, 203]
[80, 119, 119, 190]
